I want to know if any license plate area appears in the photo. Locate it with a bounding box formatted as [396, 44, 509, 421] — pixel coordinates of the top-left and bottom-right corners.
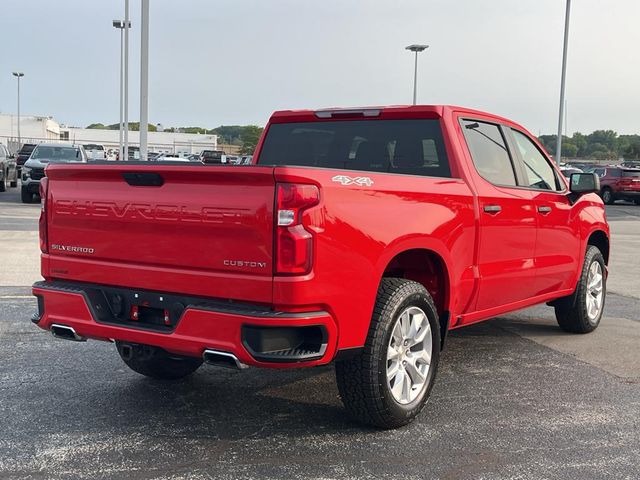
[130, 305, 172, 329]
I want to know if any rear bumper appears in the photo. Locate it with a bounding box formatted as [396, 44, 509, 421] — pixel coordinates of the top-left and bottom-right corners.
[32, 280, 338, 368]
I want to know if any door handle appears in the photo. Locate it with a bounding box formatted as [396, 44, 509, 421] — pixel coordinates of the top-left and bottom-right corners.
[537, 206, 552, 214]
[483, 204, 502, 214]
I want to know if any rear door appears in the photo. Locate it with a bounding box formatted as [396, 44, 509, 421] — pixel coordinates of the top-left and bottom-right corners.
[460, 119, 538, 313]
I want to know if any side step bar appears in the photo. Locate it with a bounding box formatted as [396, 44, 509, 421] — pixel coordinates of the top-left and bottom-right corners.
[50, 323, 86, 342]
[203, 349, 248, 370]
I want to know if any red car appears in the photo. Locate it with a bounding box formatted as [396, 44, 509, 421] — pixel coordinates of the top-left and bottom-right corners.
[590, 166, 640, 205]
[32, 105, 609, 428]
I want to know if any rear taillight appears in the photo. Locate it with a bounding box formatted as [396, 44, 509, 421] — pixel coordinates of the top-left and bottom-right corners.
[275, 183, 320, 275]
[39, 177, 48, 253]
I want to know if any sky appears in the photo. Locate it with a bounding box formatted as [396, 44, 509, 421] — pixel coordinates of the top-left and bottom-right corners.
[1, 0, 638, 135]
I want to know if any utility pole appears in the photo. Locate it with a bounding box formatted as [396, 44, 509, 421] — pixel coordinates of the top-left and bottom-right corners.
[139, 0, 150, 161]
[555, 0, 571, 164]
[12, 72, 24, 147]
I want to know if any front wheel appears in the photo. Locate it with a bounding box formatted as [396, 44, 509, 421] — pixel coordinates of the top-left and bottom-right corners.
[554, 245, 606, 333]
[116, 342, 203, 380]
[335, 278, 440, 429]
[21, 187, 32, 203]
[634, 199, 640, 206]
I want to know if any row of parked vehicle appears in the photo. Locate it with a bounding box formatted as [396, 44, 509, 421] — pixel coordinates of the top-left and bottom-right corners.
[0, 142, 254, 203]
[560, 162, 640, 205]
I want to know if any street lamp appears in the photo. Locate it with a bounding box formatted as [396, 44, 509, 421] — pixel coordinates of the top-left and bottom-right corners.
[555, 0, 571, 164]
[139, 0, 150, 161]
[405, 44, 428, 105]
[12, 72, 24, 147]
[112, 20, 129, 160]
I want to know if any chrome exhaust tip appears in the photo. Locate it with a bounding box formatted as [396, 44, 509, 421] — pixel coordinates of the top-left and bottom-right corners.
[50, 323, 86, 342]
[203, 349, 247, 370]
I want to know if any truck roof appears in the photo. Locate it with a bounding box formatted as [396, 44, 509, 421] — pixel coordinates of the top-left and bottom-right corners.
[269, 105, 517, 126]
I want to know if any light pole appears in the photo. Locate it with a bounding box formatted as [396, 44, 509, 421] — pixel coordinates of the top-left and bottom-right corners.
[555, 0, 571, 164]
[12, 72, 24, 147]
[124, 0, 130, 160]
[405, 45, 428, 105]
[112, 20, 129, 160]
[139, 0, 150, 161]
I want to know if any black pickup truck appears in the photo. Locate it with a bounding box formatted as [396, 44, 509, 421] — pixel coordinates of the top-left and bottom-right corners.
[16, 143, 37, 176]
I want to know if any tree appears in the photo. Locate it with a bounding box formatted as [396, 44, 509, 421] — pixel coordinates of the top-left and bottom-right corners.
[239, 125, 263, 154]
[561, 142, 578, 158]
[86, 123, 107, 129]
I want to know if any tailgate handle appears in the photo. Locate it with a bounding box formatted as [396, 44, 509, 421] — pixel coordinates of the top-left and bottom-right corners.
[122, 172, 164, 187]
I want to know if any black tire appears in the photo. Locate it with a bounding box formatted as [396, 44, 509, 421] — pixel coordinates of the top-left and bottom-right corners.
[10, 180, 17, 188]
[634, 199, 640, 206]
[554, 245, 606, 333]
[335, 278, 440, 429]
[0, 172, 5, 192]
[20, 187, 32, 203]
[600, 187, 614, 205]
[116, 342, 203, 380]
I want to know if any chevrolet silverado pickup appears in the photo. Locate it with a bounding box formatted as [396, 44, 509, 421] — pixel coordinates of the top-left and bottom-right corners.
[32, 105, 609, 428]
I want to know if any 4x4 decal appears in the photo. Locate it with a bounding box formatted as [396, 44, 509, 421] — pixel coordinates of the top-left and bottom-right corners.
[331, 175, 374, 187]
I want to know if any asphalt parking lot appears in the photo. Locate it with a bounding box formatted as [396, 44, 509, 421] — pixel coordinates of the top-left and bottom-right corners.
[1, 186, 639, 479]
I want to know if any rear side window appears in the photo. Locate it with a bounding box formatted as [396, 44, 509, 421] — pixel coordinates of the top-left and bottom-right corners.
[461, 120, 517, 186]
[622, 170, 640, 178]
[258, 119, 451, 178]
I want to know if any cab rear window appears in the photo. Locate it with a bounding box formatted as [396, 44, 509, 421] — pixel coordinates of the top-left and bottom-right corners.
[258, 119, 451, 178]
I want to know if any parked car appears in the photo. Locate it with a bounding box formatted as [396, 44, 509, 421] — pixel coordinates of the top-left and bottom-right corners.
[200, 150, 225, 164]
[15, 143, 37, 175]
[223, 155, 240, 164]
[31, 105, 609, 429]
[147, 152, 162, 161]
[621, 161, 640, 168]
[0, 143, 18, 192]
[560, 166, 583, 178]
[156, 154, 189, 162]
[21, 143, 87, 203]
[83, 144, 106, 161]
[237, 155, 253, 165]
[186, 154, 201, 162]
[590, 166, 640, 204]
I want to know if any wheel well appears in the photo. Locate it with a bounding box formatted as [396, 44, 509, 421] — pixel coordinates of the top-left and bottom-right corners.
[382, 247, 449, 325]
[588, 230, 609, 264]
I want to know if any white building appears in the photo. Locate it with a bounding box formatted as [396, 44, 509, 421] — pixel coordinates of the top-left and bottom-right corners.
[0, 113, 217, 156]
[0, 114, 60, 150]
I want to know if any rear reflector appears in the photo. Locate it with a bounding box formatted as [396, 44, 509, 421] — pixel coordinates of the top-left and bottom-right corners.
[275, 183, 319, 275]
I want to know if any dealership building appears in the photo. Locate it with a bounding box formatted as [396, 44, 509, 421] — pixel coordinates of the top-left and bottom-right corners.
[0, 113, 218, 156]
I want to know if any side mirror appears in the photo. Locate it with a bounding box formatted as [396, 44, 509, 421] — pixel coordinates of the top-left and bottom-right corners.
[569, 172, 600, 194]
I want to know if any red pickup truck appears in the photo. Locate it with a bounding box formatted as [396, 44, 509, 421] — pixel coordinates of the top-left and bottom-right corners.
[32, 105, 609, 428]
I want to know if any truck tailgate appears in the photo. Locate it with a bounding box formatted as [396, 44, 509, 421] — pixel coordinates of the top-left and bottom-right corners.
[44, 164, 275, 303]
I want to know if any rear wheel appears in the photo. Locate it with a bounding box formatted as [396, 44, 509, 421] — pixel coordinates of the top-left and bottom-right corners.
[335, 278, 440, 429]
[116, 342, 203, 380]
[0, 172, 6, 192]
[601, 187, 614, 205]
[20, 187, 32, 203]
[634, 199, 640, 206]
[554, 245, 606, 333]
